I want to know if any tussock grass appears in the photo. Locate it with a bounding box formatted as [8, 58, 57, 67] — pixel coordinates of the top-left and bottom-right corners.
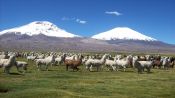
[0, 58, 175, 98]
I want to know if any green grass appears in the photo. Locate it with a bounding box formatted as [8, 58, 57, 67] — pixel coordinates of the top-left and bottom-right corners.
[0, 57, 175, 98]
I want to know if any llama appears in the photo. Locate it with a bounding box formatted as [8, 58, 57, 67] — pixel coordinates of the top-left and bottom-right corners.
[0, 54, 8, 59]
[27, 55, 37, 61]
[138, 61, 153, 73]
[105, 59, 118, 71]
[35, 55, 55, 71]
[15, 61, 28, 73]
[37, 54, 45, 59]
[133, 57, 153, 73]
[0, 55, 16, 74]
[115, 55, 122, 60]
[85, 54, 108, 71]
[133, 60, 143, 73]
[55, 54, 66, 65]
[162, 57, 170, 70]
[169, 57, 175, 68]
[65, 54, 82, 61]
[64, 55, 83, 71]
[82, 56, 89, 64]
[115, 56, 132, 71]
[151, 55, 162, 69]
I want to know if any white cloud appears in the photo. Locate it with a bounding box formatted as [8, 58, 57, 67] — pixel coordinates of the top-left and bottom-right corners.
[62, 17, 69, 21]
[105, 11, 122, 16]
[61, 17, 74, 21]
[76, 19, 87, 24]
[62, 17, 87, 24]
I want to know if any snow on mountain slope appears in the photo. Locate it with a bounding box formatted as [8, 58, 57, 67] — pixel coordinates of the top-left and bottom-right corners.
[0, 21, 80, 37]
[92, 27, 157, 41]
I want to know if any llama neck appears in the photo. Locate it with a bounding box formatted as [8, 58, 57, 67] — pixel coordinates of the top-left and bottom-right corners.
[79, 58, 82, 64]
[62, 55, 66, 62]
[100, 55, 106, 64]
[51, 56, 55, 62]
[7, 56, 15, 65]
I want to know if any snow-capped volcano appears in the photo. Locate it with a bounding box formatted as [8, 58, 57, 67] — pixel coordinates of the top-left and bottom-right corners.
[0, 21, 80, 37]
[92, 27, 157, 41]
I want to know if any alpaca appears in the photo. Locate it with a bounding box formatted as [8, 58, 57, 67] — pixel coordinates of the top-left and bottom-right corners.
[0, 55, 16, 74]
[85, 54, 108, 71]
[15, 61, 28, 73]
[35, 55, 55, 71]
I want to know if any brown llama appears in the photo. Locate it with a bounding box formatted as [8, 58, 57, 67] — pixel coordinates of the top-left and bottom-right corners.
[64, 55, 83, 71]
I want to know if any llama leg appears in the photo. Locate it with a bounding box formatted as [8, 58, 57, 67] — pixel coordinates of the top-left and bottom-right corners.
[106, 65, 110, 71]
[137, 68, 140, 73]
[46, 64, 49, 71]
[123, 66, 126, 72]
[16, 66, 20, 72]
[37, 65, 39, 71]
[112, 66, 116, 71]
[23, 66, 27, 73]
[85, 65, 89, 71]
[3, 67, 8, 73]
[7, 68, 10, 74]
[66, 65, 69, 71]
[77, 67, 79, 71]
[96, 66, 99, 72]
[172, 63, 174, 68]
[90, 65, 93, 71]
[87, 65, 91, 71]
[158, 65, 161, 69]
[37, 64, 40, 71]
[163, 65, 165, 69]
[116, 65, 119, 71]
[142, 67, 145, 72]
[38, 65, 41, 71]
[153, 65, 155, 68]
[5, 67, 9, 74]
[75, 67, 79, 71]
[85, 65, 87, 69]
[139, 68, 142, 74]
[138, 67, 142, 74]
[147, 67, 150, 73]
[101, 65, 104, 71]
[17, 67, 22, 73]
[72, 66, 75, 71]
[3, 67, 6, 73]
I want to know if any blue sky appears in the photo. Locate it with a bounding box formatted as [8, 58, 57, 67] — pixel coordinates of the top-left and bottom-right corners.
[0, 0, 175, 44]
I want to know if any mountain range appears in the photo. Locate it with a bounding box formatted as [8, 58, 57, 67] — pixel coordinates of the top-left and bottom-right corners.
[0, 21, 175, 54]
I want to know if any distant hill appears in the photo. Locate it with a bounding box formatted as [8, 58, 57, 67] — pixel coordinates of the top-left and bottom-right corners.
[0, 21, 175, 54]
[0, 33, 175, 54]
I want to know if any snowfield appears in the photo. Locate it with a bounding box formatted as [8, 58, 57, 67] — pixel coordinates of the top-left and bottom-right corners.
[92, 27, 157, 41]
[0, 21, 80, 38]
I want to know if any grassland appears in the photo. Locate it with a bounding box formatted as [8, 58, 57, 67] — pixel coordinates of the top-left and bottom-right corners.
[0, 57, 175, 98]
